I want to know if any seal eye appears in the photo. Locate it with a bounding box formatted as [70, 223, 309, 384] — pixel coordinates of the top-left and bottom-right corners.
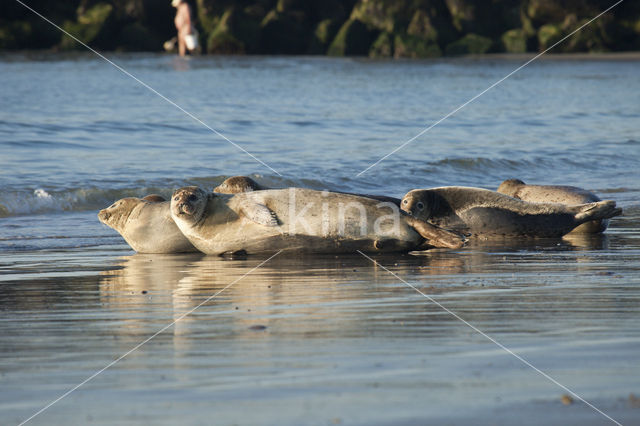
[173, 196, 180, 201]
[416, 202, 424, 210]
[403, 199, 408, 204]
[188, 194, 197, 202]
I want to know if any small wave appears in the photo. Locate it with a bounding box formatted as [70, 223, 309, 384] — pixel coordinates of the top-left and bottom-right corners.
[0, 174, 329, 218]
[0, 187, 167, 218]
[289, 120, 322, 127]
[434, 157, 527, 172]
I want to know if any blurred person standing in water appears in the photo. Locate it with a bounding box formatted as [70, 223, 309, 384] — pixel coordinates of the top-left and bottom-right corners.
[172, 0, 198, 56]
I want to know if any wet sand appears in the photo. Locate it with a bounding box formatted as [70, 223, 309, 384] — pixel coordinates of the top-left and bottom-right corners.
[1, 212, 639, 425]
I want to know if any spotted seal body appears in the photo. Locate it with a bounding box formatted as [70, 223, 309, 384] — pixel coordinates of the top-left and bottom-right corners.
[215, 175, 401, 206]
[98, 197, 198, 253]
[497, 179, 607, 233]
[401, 186, 621, 238]
[141, 194, 166, 202]
[170, 186, 463, 255]
[214, 176, 269, 194]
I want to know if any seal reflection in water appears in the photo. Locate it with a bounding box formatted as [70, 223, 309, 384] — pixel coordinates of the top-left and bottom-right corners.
[497, 179, 608, 234]
[170, 186, 464, 255]
[98, 197, 198, 253]
[401, 186, 622, 238]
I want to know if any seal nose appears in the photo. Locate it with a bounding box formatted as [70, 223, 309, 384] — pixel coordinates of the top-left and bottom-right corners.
[179, 202, 192, 214]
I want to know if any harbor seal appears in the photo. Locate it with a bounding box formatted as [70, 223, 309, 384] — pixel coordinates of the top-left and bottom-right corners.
[400, 186, 622, 238]
[98, 197, 198, 253]
[170, 186, 464, 255]
[214, 176, 269, 194]
[141, 194, 166, 202]
[215, 175, 401, 206]
[497, 179, 607, 233]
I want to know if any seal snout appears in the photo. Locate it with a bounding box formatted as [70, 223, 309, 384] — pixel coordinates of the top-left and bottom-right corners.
[400, 196, 414, 216]
[98, 209, 110, 223]
[178, 201, 194, 215]
[171, 186, 204, 218]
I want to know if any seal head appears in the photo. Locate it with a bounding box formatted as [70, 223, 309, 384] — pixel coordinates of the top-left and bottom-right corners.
[496, 179, 526, 197]
[214, 176, 266, 194]
[98, 198, 140, 232]
[171, 186, 209, 223]
[401, 190, 436, 220]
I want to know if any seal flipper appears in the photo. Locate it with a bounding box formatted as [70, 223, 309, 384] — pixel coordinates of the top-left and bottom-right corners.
[405, 216, 465, 249]
[238, 200, 279, 227]
[574, 200, 622, 223]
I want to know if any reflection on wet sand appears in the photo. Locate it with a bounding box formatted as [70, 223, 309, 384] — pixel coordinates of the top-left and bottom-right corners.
[3, 225, 638, 425]
[97, 232, 627, 345]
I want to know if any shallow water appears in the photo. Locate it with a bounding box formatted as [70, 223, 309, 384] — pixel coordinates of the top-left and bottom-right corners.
[1, 53, 639, 425]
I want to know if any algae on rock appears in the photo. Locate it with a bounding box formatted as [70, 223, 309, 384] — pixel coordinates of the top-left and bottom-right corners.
[445, 33, 493, 55]
[328, 18, 372, 56]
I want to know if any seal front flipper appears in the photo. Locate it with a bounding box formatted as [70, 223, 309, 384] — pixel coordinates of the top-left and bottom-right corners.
[405, 216, 465, 249]
[238, 200, 279, 227]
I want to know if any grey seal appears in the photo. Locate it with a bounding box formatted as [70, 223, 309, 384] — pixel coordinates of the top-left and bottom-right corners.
[497, 179, 607, 233]
[170, 186, 464, 255]
[98, 197, 198, 253]
[401, 186, 621, 238]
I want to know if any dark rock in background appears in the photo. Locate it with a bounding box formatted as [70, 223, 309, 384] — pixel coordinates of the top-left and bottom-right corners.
[328, 18, 372, 56]
[2, 0, 639, 56]
[445, 33, 494, 55]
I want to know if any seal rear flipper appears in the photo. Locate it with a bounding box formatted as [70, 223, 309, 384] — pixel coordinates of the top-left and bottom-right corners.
[238, 200, 279, 227]
[405, 216, 465, 249]
[574, 200, 622, 223]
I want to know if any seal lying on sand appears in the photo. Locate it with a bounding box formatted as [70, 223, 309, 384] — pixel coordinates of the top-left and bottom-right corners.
[497, 179, 607, 233]
[170, 186, 464, 255]
[215, 176, 401, 206]
[400, 186, 621, 238]
[98, 197, 198, 253]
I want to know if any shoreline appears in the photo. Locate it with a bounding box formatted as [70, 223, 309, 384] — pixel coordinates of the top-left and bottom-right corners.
[2, 50, 640, 62]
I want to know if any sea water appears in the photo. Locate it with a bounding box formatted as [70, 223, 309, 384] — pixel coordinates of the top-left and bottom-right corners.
[1, 53, 639, 425]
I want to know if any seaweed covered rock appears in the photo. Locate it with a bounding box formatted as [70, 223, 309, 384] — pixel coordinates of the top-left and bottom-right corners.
[394, 34, 442, 58]
[526, 0, 572, 25]
[260, 9, 310, 54]
[0, 22, 34, 50]
[538, 13, 613, 52]
[445, 0, 521, 38]
[119, 22, 162, 51]
[207, 6, 262, 54]
[0, 1, 79, 49]
[351, 0, 406, 32]
[501, 28, 527, 53]
[277, 0, 347, 20]
[445, 33, 493, 55]
[369, 31, 393, 57]
[351, 0, 456, 46]
[2, 0, 640, 55]
[309, 19, 343, 54]
[407, 9, 438, 41]
[328, 18, 372, 56]
[59, 3, 115, 50]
